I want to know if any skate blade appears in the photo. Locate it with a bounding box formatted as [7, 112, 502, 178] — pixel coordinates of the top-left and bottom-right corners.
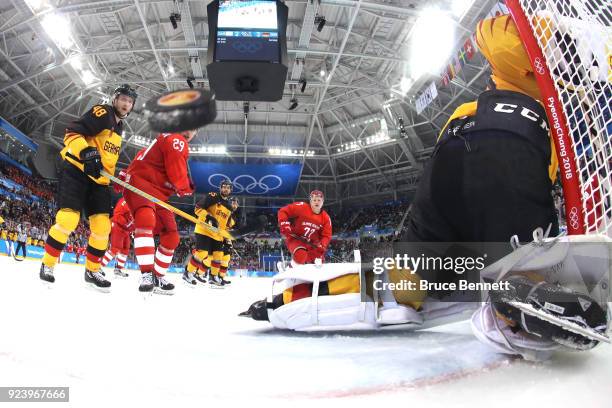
[85, 283, 111, 294]
[508, 301, 610, 344]
[209, 285, 225, 290]
[182, 280, 198, 288]
[139, 289, 154, 300]
[40, 279, 54, 289]
[153, 288, 175, 296]
[113, 274, 129, 279]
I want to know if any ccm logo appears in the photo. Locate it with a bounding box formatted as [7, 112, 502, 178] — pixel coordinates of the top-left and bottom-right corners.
[493, 103, 549, 132]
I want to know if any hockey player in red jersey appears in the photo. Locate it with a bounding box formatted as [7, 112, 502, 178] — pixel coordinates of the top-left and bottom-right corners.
[101, 197, 134, 278]
[277, 190, 332, 266]
[124, 130, 196, 294]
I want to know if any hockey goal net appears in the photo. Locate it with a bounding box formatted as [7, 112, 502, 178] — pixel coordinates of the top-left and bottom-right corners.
[507, 0, 611, 237]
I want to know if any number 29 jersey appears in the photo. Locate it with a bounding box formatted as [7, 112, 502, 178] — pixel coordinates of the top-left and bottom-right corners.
[126, 133, 192, 201]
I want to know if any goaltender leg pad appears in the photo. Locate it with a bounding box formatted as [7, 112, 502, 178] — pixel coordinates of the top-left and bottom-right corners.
[269, 293, 378, 331]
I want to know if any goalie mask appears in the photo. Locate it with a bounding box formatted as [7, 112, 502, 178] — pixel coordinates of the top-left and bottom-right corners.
[476, 15, 542, 101]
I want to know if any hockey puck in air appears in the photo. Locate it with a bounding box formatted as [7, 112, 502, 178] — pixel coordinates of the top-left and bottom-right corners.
[143, 89, 217, 132]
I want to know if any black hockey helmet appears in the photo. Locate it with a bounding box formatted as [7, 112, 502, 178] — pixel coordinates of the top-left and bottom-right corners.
[113, 84, 138, 102]
[112, 84, 137, 118]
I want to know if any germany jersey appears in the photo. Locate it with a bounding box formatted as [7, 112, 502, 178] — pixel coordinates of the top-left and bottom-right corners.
[194, 192, 235, 241]
[60, 104, 124, 185]
[437, 89, 558, 183]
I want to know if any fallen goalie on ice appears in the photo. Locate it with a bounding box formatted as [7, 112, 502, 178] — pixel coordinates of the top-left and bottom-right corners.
[241, 231, 611, 361]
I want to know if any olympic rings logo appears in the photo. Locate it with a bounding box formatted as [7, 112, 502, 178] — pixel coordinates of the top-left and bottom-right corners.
[534, 57, 546, 75]
[208, 173, 283, 195]
[568, 206, 580, 230]
[232, 41, 263, 54]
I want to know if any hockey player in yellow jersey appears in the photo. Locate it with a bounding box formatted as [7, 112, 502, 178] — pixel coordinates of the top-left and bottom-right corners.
[183, 180, 235, 288]
[218, 197, 239, 286]
[39, 84, 137, 291]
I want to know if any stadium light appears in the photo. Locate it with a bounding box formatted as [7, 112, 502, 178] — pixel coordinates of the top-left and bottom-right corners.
[400, 76, 413, 95]
[69, 57, 83, 71]
[409, 8, 454, 79]
[189, 145, 227, 155]
[41, 13, 74, 49]
[80, 70, 97, 85]
[452, 0, 474, 18]
[269, 148, 314, 157]
[25, 0, 47, 11]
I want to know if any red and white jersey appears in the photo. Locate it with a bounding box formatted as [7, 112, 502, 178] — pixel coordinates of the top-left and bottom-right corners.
[112, 197, 134, 232]
[278, 202, 332, 248]
[126, 133, 192, 199]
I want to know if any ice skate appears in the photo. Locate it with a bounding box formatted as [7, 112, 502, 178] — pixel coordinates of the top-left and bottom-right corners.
[84, 269, 111, 293]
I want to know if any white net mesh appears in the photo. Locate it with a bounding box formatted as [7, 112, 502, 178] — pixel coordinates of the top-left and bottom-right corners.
[517, 0, 611, 237]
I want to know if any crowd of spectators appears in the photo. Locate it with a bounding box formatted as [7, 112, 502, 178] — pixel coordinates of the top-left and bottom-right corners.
[0, 164, 90, 254]
[1, 162, 413, 271]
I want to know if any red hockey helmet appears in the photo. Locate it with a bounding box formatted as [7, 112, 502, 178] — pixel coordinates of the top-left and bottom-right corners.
[309, 190, 324, 200]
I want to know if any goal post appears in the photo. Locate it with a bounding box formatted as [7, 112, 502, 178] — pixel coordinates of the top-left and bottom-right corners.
[506, 0, 611, 237]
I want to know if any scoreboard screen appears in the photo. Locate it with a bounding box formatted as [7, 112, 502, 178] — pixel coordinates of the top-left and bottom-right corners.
[214, 0, 280, 63]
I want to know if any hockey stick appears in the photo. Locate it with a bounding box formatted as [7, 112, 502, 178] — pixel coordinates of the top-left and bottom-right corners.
[101, 170, 233, 240]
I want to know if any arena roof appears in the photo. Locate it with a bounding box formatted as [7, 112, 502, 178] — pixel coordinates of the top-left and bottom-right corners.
[0, 0, 498, 206]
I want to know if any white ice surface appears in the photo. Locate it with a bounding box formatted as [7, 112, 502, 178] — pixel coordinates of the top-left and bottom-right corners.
[0, 256, 611, 407]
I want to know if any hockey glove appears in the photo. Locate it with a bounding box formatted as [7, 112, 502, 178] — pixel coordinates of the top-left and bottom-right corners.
[176, 188, 193, 197]
[80, 147, 103, 178]
[205, 214, 219, 228]
[279, 221, 292, 237]
[113, 169, 128, 194]
[177, 178, 195, 197]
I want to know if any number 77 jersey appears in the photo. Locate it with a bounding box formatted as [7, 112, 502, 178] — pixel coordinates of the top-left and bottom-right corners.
[278, 201, 332, 248]
[126, 132, 193, 201]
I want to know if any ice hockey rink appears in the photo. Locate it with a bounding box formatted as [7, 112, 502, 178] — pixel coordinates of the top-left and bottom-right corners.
[1, 256, 610, 407]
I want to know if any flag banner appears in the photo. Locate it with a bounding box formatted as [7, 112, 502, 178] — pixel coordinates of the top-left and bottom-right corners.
[415, 82, 439, 115]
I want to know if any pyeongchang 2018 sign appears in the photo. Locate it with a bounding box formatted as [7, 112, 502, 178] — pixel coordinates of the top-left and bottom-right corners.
[189, 162, 302, 196]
